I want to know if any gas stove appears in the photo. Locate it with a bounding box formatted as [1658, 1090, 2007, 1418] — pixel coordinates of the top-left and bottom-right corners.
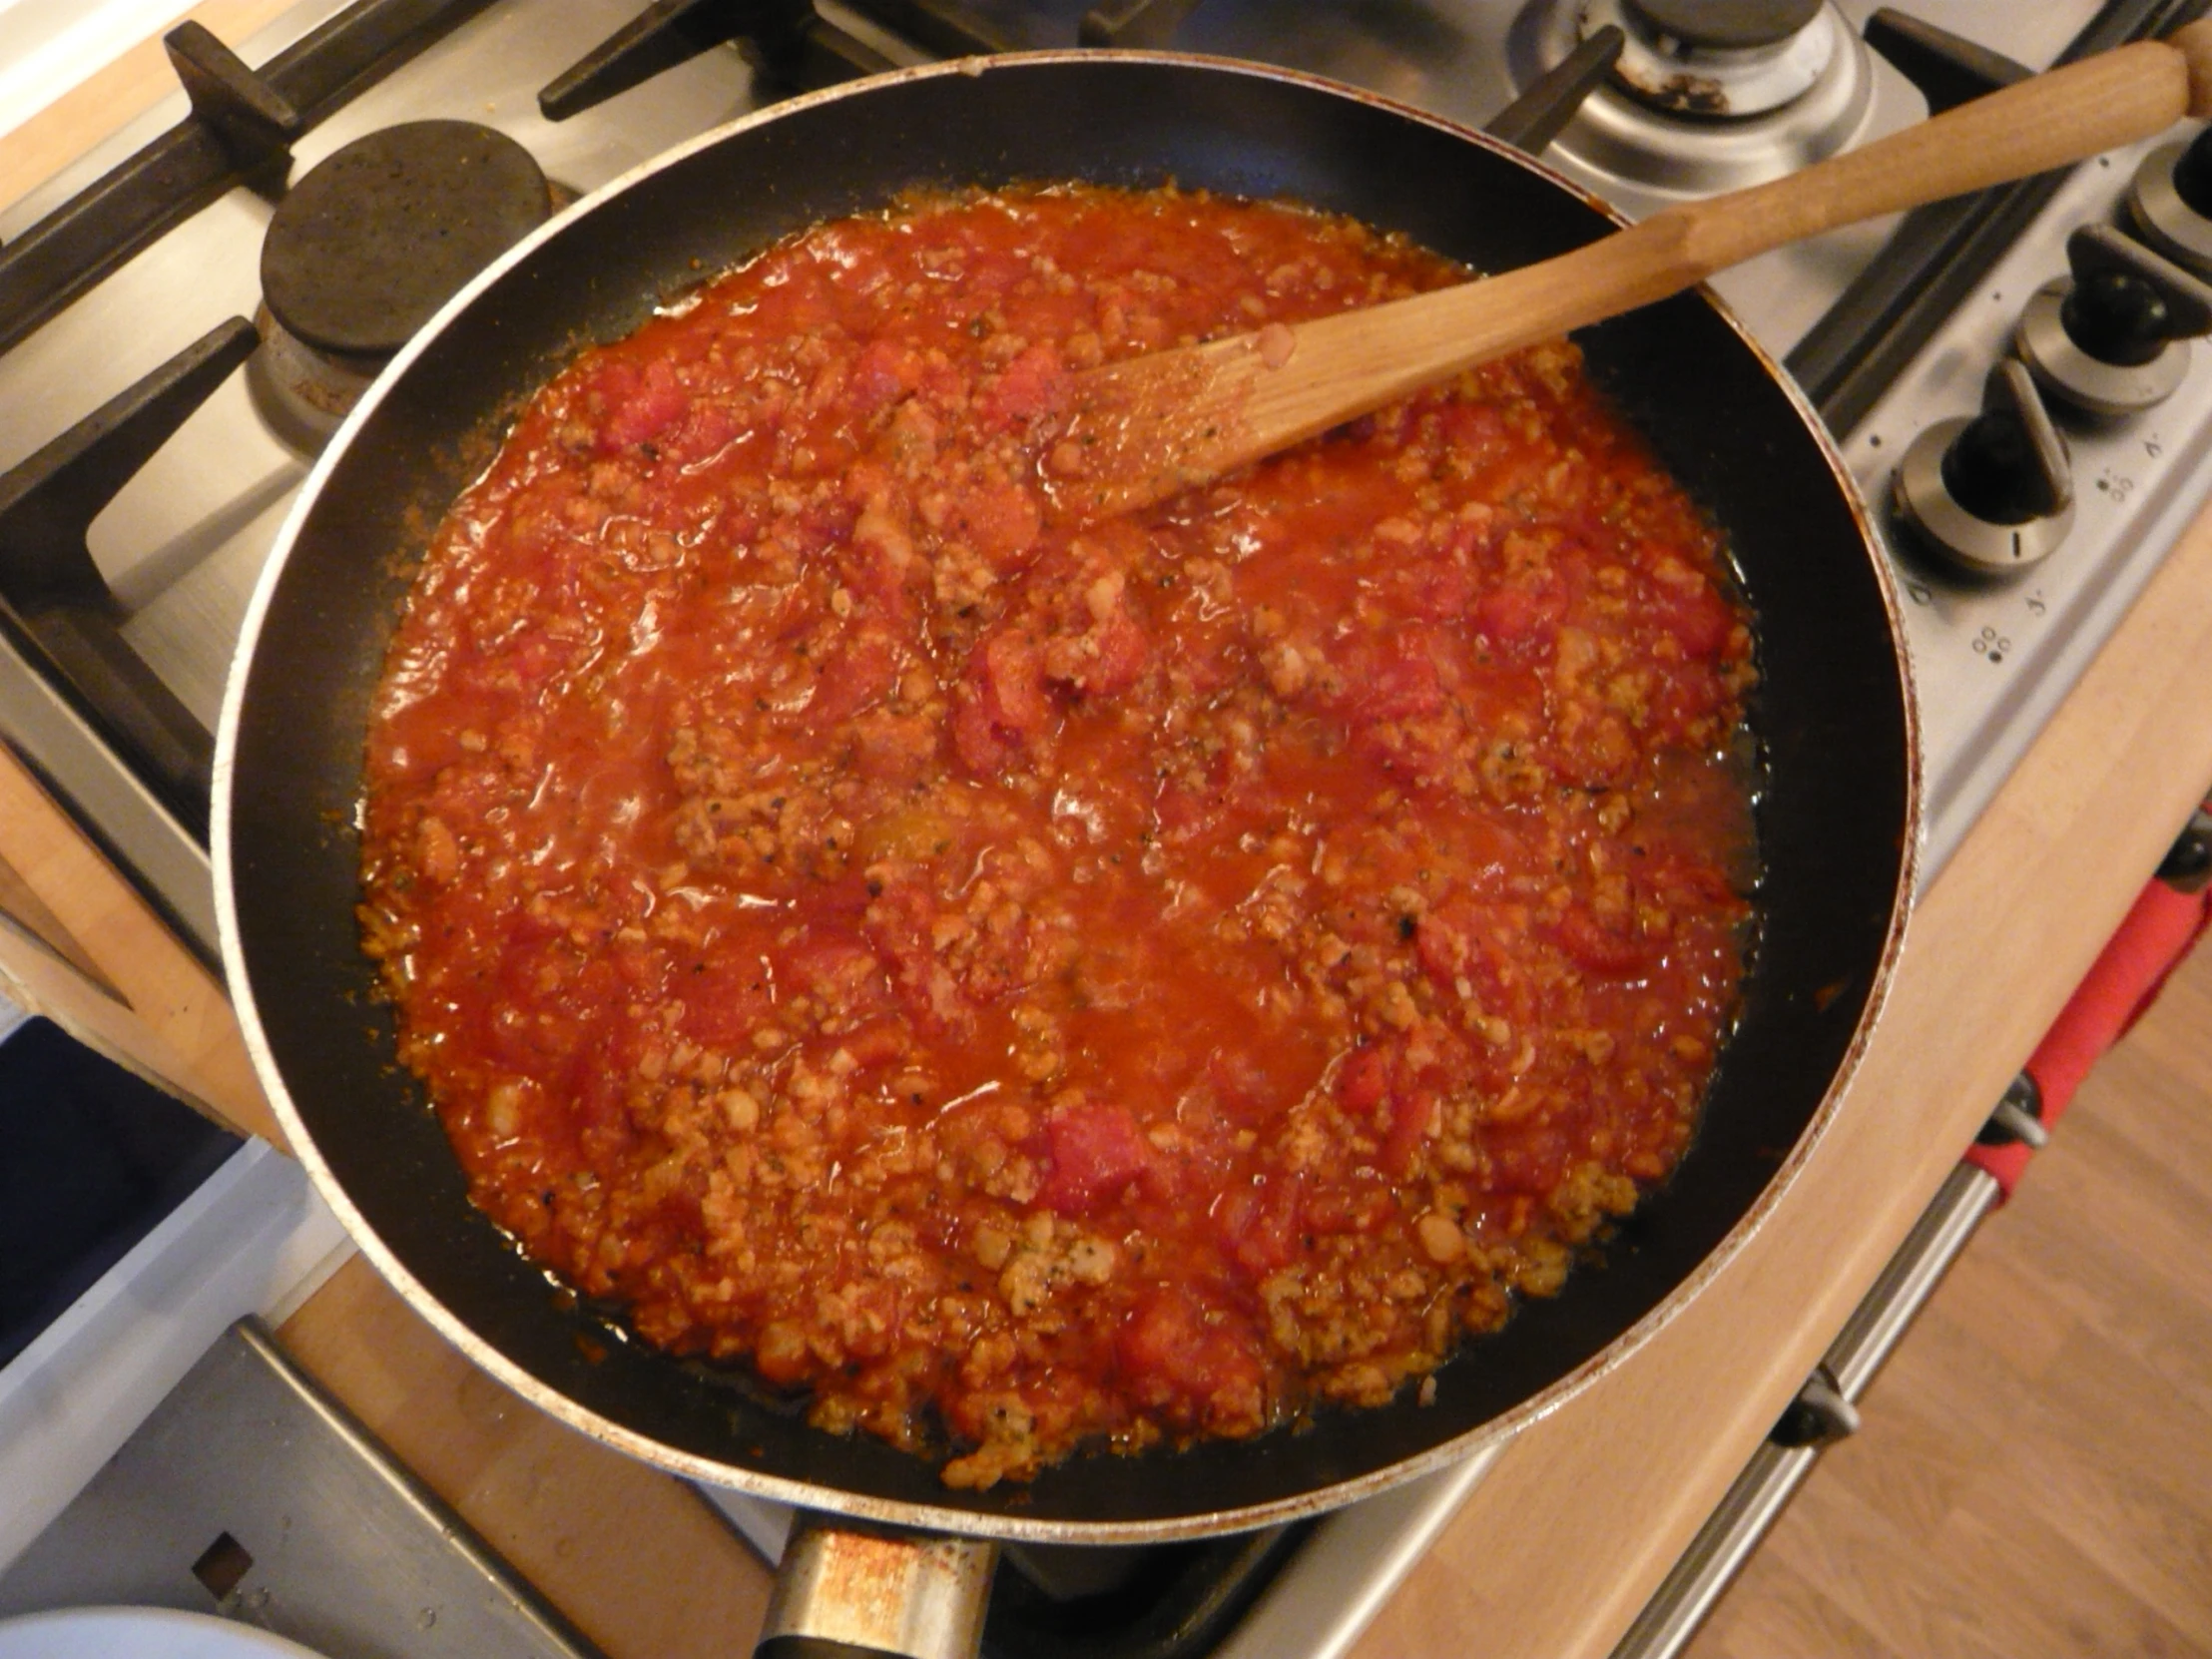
[1, 2, 2205, 1657]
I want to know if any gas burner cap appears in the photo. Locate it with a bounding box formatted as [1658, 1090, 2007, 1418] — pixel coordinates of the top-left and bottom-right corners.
[1525, 0, 1871, 196]
[1593, 0, 1835, 118]
[1625, 0, 1821, 53]
[262, 120, 552, 357]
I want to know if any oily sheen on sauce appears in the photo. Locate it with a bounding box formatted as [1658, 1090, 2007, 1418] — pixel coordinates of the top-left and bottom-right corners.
[357, 185, 1758, 1489]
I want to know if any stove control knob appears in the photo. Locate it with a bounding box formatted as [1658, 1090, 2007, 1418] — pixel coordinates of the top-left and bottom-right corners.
[2130, 125, 2212, 276]
[2016, 225, 2212, 416]
[1893, 361, 2073, 577]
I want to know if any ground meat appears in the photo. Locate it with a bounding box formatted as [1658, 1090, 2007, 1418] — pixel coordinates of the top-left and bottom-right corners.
[358, 183, 1758, 1488]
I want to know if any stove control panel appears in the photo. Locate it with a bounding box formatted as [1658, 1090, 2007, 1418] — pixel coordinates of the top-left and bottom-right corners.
[1845, 126, 2212, 867]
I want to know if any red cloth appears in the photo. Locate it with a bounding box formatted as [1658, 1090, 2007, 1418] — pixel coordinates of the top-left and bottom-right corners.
[1965, 876, 2212, 1201]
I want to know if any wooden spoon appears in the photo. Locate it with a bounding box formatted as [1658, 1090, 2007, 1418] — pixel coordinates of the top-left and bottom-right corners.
[1044, 22, 2212, 522]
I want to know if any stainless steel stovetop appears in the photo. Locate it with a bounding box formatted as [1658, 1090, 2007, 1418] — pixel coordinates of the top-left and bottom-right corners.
[2, 1, 2201, 1656]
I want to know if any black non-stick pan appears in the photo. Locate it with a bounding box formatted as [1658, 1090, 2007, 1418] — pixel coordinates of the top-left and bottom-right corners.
[215, 49, 1915, 1653]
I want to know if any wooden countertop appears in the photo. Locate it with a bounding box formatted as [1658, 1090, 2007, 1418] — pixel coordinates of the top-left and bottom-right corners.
[6, 22, 2212, 1656]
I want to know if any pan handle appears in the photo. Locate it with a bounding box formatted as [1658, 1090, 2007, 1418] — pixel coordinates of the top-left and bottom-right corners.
[755, 1511, 999, 1659]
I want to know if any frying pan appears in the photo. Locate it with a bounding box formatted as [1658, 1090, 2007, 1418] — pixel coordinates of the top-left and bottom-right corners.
[214, 50, 1916, 1654]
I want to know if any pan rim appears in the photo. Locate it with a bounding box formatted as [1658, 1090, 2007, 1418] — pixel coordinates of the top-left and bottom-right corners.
[213, 47, 1922, 1544]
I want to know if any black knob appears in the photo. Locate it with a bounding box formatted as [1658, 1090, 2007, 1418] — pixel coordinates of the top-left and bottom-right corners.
[2060, 271, 2171, 367]
[1769, 1366, 1859, 1450]
[1939, 381, 2064, 526]
[2173, 125, 2212, 220]
[1974, 1073, 2046, 1148]
[2018, 225, 2212, 416]
[1893, 361, 2072, 577]
[1625, 0, 1819, 50]
[2159, 808, 2212, 894]
[2066, 226, 2210, 357]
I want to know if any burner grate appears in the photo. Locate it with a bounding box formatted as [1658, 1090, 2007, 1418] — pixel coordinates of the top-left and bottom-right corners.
[0, 318, 260, 839]
[531, 0, 1206, 123]
[985, 1526, 1313, 1659]
[0, 0, 506, 359]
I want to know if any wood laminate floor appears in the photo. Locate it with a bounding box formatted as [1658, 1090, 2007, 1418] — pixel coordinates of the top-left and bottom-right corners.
[1682, 924, 2212, 1659]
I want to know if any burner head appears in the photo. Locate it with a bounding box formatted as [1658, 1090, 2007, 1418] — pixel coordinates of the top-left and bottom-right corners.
[1624, 0, 1821, 52]
[246, 300, 383, 451]
[1530, 0, 1869, 195]
[262, 120, 552, 357]
[1594, 0, 1834, 119]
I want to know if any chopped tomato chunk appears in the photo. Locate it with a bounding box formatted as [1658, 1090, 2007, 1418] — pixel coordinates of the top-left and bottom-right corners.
[1037, 1102, 1156, 1216]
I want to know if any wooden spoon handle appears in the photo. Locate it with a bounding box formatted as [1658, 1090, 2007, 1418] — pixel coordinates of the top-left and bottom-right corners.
[1054, 21, 2212, 522]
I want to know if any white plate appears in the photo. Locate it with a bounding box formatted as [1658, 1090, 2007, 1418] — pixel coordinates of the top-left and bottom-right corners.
[0, 1607, 331, 1659]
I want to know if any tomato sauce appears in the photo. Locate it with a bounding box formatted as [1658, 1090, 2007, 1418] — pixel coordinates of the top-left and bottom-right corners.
[358, 185, 1757, 1487]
